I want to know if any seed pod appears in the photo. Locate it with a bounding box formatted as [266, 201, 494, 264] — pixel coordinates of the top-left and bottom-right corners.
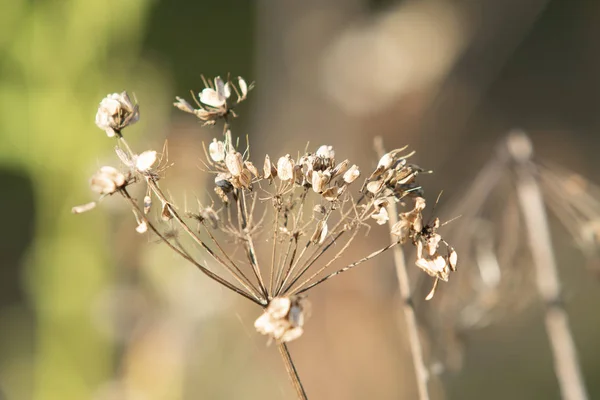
[238, 168, 253, 189]
[244, 161, 259, 177]
[209, 139, 226, 162]
[263, 154, 277, 179]
[321, 186, 338, 202]
[225, 151, 244, 177]
[277, 155, 295, 181]
[161, 202, 173, 221]
[331, 159, 349, 177]
[343, 165, 360, 183]
[366, 179, 385, 195]
[311, 170, 330, 193]
[316, 145, 335, 160]
[311, 220, 328, 244]
[371, 207, 389, 225]
[448, 248, 458, 271]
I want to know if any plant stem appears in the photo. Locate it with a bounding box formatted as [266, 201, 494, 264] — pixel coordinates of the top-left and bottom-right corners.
[374, 137, 431, 400]
[277, 342, 308, 400]
[507, 130, 588, 400]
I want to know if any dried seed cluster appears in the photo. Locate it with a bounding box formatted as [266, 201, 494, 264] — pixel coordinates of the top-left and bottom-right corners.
[74, 75, 456, 344]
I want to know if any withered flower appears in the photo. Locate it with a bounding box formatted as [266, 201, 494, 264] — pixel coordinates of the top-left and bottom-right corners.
[95, 92, 139, 137]
[254, 296, 309, 343]
[90, 166, 126, 195]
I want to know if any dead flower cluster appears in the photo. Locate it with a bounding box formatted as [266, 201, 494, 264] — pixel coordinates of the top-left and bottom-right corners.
[74, 75, 456, 345]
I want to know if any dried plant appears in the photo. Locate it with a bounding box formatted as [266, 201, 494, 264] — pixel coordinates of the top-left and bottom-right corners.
[415, 131, 592, 400]
[73, 76, 455, 399]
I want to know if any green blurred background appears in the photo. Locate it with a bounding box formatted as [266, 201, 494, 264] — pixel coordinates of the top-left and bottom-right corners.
[1, 0, 600, 399]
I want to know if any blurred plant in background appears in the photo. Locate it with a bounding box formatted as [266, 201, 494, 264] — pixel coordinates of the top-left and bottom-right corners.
[0, 0, 169, 399]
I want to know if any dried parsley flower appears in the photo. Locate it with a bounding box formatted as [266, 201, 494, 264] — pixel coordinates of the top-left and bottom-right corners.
[95, 92, 139, 137]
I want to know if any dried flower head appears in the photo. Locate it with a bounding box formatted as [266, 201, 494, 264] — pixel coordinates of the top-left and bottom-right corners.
[254, 296, 308, 343]
[95, 92, 139, 137]
[90, 166, 126, 195]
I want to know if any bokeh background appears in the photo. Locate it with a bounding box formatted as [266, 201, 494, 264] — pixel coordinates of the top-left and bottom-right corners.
[2, 0, 600, 399]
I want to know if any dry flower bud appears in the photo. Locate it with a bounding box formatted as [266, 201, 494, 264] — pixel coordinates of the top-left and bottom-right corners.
[343, 165, 360, 183]
[225, 151, 244, 177]
[95, 92, 139, 137]
[209, 139, 226, 162]
[371, 207, 389, 225]
[277, 155, 295, 181]
[90, 166, 126, 195]
[135, 150, 157, 172]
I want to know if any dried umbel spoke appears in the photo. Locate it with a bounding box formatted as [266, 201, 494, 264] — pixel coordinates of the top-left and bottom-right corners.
[74, 76, 456, 400]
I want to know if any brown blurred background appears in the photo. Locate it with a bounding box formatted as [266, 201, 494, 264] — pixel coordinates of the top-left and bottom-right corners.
[1, 0, 600, 399]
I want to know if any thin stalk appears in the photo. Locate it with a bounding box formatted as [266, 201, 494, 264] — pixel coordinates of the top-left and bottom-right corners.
[121, 189, 262, 305]
[295, 241, 399, 294]
[507, 131, 588, 400]
[277, 342, 308, 400]
[374, 137, 431, 400]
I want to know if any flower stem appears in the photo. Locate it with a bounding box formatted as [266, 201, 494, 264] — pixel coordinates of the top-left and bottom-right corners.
[277, 343, 308, 400]
[507, 130, 588, 400]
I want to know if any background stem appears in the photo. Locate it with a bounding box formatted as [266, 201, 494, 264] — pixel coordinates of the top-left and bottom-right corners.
[375, 137, 431, 400]
[507, 131, 588, 400]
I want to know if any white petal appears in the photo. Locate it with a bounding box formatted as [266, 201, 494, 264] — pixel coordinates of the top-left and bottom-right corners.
[200, 88, 226, 108]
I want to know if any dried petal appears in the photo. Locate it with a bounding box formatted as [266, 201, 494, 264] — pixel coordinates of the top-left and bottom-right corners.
[311, 220, 328, 244]
[343, 164, 360, 183]
[238, 76, 248, 98]
[244, 161, 259, 177]
[209, 139, 226, 162]
[371, 207, 389, 225]
[277, 155, 295, 181]
[311, 170, 330, 193]
[225, 151, 244, 177]
[200, 88, 226, 108]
